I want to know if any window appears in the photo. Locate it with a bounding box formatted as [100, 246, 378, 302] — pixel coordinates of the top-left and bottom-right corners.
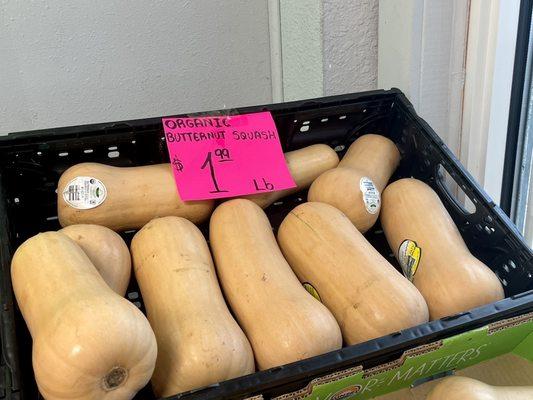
[502, 0, 533, 247]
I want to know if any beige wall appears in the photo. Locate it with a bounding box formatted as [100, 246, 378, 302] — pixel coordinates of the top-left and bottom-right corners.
[280, 0, 379, 101]
[1, 1, 380, 133]
[0, 1, 273, 134]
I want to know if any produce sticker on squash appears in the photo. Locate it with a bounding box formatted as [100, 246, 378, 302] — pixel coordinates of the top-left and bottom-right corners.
[62, 176, 107, 210]
[162, 112, 296, 201]
[398, 239, 421, 281]
[303, 282, 322, 302]
[359, 177, 380, 214]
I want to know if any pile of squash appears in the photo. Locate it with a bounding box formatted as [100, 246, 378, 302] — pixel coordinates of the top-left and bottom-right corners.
[11, 136, 504, 399]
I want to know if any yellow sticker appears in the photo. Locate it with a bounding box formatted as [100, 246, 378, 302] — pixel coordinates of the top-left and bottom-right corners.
[398, 239, 421, 281]
[303, 282, 322, 302]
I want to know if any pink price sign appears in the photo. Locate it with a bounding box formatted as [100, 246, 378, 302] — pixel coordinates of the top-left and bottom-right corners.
[162, 112, 296, 201]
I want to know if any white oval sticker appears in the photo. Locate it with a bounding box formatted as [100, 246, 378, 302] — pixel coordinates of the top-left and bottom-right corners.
[62, 176, 107, 210]
[359, 177, 380, 214]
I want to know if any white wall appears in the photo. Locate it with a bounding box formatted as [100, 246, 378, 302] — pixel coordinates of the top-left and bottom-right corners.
[379, 0, 521, 205]
[1, 1, 380, 134]
[378, 0, 469, 157]
[278, 0, 379, 101]
[323, 0, 378, 95]
[478, 0, 520, 203]
[280, 0, 324, 101]
[0, 1, 272, 134]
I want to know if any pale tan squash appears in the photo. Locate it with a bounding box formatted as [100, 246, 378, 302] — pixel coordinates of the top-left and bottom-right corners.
[11, 232, 157, 400]
[131, 216, 254, 397]
[380, 178, 504, 320]
[57, 163, 214, 231]
[428, 376, 533, 400]
[60, 224, 131, 295]
[308, 134, 400, 232]
[278, 201, 429, 345]
[242, 144, 339, 208]
[210, 199, 342, 370]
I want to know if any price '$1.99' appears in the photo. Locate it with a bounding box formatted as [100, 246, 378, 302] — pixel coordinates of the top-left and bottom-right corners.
[162, 111, 296, 201]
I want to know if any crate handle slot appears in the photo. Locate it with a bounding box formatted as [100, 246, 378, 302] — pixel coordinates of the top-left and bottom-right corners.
[435, 164, 477, 216]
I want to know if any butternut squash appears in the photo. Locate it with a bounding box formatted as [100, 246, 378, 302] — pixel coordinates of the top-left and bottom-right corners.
[130, 216, 254, 396]
[278, 201, 428, 345]
[209, 199, 342, 370]
[428, 376, 533, 400]
[11, 232, 157, 400]
[242, 144, 339, 208]
[57, 163, 214, 231]
[60, 224, 131, 295]
[380, 178, 504, 320]
[308, 134, 400, 232]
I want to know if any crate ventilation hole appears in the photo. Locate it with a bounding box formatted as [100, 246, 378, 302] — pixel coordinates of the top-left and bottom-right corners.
[127, 292, 139, 300]
[484, 226, 495, 235]
[502, 260, 517, 274]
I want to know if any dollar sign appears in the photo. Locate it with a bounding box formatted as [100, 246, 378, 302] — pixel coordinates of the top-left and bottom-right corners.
[172, 156, 184, 172]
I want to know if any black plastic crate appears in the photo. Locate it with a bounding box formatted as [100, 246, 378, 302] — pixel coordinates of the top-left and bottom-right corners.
[0, 89, 531, 400]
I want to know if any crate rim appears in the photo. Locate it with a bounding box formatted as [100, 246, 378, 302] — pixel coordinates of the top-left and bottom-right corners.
[0, 89, 401, 144]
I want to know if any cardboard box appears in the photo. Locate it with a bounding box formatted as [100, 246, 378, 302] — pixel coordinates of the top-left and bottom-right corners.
[274, 311, 533, 400]
[378, 352, 533, 399]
